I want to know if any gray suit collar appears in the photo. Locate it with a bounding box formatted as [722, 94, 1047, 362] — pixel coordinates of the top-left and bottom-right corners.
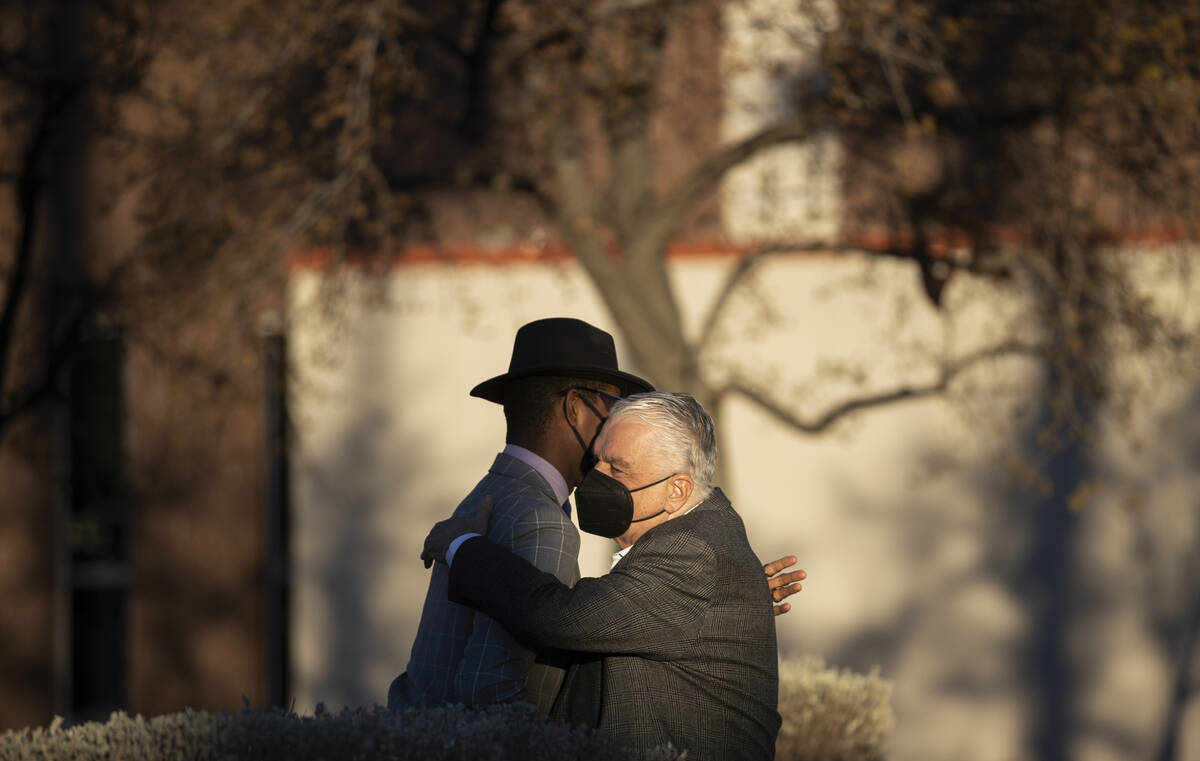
[488, 452, 560, 504]
[688, 486, 732, 515]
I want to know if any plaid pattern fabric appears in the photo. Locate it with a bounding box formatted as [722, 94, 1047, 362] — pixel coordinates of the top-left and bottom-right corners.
[389, 453, 581, 714]
[449, 488, 780, 761]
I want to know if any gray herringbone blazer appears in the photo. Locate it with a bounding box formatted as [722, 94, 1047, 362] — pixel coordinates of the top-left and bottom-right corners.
[448, 488, 780, 761]
[389, 453, 581, 713]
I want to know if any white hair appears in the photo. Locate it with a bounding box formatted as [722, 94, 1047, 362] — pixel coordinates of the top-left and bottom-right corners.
[607, 391, 717, 501]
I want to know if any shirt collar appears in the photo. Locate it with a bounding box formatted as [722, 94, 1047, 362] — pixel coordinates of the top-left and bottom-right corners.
[502, 444, 570, 507]
[610, 545, 632, 571]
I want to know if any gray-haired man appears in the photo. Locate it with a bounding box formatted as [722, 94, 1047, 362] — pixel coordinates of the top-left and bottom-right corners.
[391, 320, 804, 717]
[424, 392, 781, 761]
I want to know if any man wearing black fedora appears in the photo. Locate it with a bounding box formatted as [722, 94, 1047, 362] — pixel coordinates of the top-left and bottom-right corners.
[388, 317, 803, 714]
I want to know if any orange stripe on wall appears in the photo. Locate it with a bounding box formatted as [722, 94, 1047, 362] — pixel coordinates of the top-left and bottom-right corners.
[288, 226, 1196, 271]
[289, 240, 744, 270]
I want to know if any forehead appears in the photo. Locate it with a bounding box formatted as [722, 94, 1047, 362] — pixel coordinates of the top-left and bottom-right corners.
[595, 417, 655, 468]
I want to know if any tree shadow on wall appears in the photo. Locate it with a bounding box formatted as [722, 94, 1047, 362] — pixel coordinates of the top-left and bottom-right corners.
[825, 376, 1200, 761]
[1132, 386, 1200, 761]
[297, 401, 433, 711]
[818, 410, 1080, 757]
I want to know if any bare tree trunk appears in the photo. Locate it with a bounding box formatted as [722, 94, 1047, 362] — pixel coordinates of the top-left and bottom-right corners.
[0, 125, 44, 379]
[0, 101, 53, 438]
[0, 0, 88, 440]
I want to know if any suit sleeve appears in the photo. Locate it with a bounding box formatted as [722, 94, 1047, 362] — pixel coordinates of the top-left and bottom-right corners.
[452, 506, 579, 705]
[450, 529, 717, 660]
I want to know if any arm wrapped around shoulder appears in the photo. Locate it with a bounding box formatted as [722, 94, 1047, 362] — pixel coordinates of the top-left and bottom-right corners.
[449, 531, 718, 659]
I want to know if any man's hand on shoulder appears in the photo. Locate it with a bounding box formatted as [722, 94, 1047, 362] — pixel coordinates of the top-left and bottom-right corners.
[763, 555, 806, 616]
[422, 496, 495, 568]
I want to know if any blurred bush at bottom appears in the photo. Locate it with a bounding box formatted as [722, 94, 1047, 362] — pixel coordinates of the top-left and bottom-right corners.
[776, 656, 894, 761]
[0, 657, 892, 761]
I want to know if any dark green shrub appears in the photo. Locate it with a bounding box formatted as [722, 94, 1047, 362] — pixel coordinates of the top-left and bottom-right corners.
[0, 703, 681, 761]
[1, 658, 892, 760]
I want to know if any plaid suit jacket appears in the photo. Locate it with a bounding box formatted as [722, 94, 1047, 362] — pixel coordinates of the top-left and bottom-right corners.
[389, 453, 581, 713]
[448, 488, 780, 761]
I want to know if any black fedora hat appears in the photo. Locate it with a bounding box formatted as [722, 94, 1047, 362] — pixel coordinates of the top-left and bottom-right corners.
[471, 318, 654, 404]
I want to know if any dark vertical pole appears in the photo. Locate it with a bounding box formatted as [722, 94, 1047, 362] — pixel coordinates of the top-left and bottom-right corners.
[67, 327, 128, 722]
[51, 349, 72, 721]
[261, 313, 291, 708]
[47, 0, 85, 721]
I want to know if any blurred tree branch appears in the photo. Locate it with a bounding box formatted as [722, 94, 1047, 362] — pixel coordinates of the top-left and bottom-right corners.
[720, 340, 1045, 435]
[121, 0, 1200, 453]
[0, 0, 154, 440]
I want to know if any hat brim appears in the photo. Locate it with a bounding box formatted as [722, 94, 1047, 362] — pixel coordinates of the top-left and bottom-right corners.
[470, 366, 655, 404]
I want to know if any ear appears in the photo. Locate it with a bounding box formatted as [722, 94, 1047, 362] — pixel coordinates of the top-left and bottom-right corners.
[561, 389, 581, 426]
[663, 473, 694, 514]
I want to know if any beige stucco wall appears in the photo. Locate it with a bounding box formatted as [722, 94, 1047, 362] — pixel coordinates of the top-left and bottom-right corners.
[288, 250, 1199, 761]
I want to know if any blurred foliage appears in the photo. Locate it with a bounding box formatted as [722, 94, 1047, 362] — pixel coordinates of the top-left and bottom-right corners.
[0, 0, 158, 430]
[0, 658, 893, 760]
[823, 0, 1200, 230]
[0, 702, 679, 761]
[776, 656, 894, 761]
[4, 0, 1199, 441]
[814, 0, 1200, 456]
[143, 0, 1200, 436]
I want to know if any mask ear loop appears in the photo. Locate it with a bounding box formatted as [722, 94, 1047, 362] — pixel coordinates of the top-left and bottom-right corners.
[628, 472, 676, 493]
[627, 472, 678, 523]
[574, 392, 608, 424]
[563, 389, 609, 468]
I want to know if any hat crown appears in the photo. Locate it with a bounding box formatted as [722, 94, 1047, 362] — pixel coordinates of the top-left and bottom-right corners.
[508, 318, 618, 374]
[469, 317, 654, 404]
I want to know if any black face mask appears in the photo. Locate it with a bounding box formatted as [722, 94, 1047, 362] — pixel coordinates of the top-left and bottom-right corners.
[575, 468, 675, 538]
